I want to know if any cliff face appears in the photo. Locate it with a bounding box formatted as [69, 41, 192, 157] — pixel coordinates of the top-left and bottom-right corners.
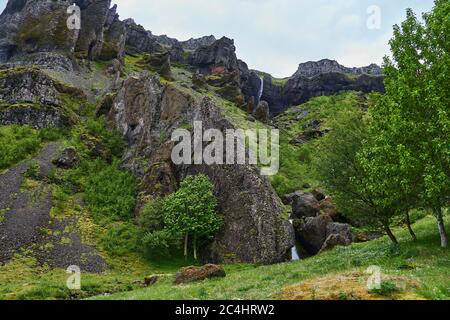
[239, 60, 385, 115]
[293, 59, 382, 78]
[100, 73, 295, 264]
[0, 0, 383, 265]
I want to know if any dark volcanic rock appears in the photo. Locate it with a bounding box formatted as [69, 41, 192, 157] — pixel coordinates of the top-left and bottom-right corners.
[182, 35, 217, 50]
[74, 0, 112, 60]
[0, 67, 84, 128]
[0, 0, 80, 69]
[0, 105, 69, 129]
[53, 147, 79, 169]
[189, 37, 239, 74]
[253, 101, 270, 124]
[295, 214, 333, 255]
[100, 5, 126, 61]
[174, 264, 226, 285]
[123, 19, 161, 54]
[104, 72, 294, 264]
[0, 0, 125, 69]
[140, 52, 173, 79]
[293, 59, 382, 78]
[284, 72, 384, 111]
[238, 60, 262, 103]
[320, 223, 353, 253]
[291, 192, 321, 218]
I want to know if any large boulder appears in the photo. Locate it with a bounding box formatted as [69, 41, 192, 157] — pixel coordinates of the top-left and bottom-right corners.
[53, 147, 79, 169]
[319, 223, 353, 253]
[174, 264, 226, 285]
[0, 105, 69, 129]
[291, 192, 321, 218]
[319, 198, 339, 220]
[295, 214, 333, 255]
[103, 72, 294, 264]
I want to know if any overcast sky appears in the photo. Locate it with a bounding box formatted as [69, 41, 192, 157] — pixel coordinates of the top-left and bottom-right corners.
[0, 0, 435, 77]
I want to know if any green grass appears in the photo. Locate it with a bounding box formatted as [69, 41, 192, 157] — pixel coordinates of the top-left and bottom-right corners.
[271, 92, 361, 195]
[0, 125, 63, 170]
[93, 215, 449, 300]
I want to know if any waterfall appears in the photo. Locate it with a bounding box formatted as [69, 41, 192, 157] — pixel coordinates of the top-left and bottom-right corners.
[257, 76, 264, 106]
[289, 220, 301, 261]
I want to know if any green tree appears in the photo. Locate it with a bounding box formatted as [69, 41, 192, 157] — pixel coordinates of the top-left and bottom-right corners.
[363, 2, 449, 247]
[314, 108, 400, 243]
[139, 198, 179, 258]
[164, 174, 222, 260]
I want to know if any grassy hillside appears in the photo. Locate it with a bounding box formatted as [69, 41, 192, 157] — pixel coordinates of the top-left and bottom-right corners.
[94, 215, 449, 300]
[271, 91, 363, 195]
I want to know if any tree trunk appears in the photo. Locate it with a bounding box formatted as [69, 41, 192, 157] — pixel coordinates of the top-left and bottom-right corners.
[383, 222, 398, 244]
[405, 212, 417, 241]
[193, 235, 197, 260]
[434, 208, 448, 248]
[184, 233, 189, 260]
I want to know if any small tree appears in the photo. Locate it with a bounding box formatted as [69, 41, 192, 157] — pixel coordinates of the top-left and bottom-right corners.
[367, 3, 449, 247]
[164, 174, 222, 260]
[314, 108, 400, 243]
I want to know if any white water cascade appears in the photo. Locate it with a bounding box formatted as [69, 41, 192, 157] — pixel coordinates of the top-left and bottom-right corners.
[256, 76, 264, 106]
[289, 220, 300, 261]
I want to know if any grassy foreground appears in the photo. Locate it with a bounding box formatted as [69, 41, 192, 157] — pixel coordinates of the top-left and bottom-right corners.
[92, 215, 449, 300]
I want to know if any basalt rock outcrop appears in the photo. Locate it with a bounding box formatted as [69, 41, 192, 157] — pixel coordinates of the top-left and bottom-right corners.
[0, 66, 84, 128]
[293, 59, 382, 78]
[99, 72, 294, 264]
[0, 0, 126, 70]
[189, 37, 239, 74]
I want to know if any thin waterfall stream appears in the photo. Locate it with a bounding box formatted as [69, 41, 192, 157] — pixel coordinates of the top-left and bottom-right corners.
[289, 220, 301, 261]
[256, 76, 264, 108]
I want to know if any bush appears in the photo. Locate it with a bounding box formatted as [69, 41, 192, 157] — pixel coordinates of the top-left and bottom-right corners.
[0, 125, 41, 170]
[0, 125, 63, 170]
[84, 159, 137, 222]
[102, 223, 139, 256]
[142, 229, 178, 258]
[139, 199, 165, 232]
[85, 117, 124, 158]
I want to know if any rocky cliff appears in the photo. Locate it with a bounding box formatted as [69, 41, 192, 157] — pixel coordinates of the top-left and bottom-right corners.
[0, 0, 383, 265]
[99, 73, 294, 264]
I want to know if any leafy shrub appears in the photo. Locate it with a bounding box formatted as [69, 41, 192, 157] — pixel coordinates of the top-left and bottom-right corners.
[85, 117, 124, 158]
[139, 199, 165, 232]
[84, 159, 137, 222]
[141, 229, 178, 258]
[102, 223, 139, 256]
[139, 175, 221, 260]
